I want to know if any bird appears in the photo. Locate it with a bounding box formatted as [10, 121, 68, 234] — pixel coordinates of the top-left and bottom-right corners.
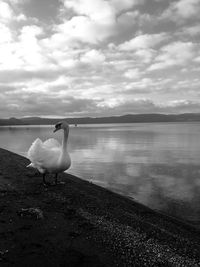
[27, 121, 71, 186]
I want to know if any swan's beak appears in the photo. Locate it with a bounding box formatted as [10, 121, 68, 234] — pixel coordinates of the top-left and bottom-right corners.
[53, 128, 58, 133]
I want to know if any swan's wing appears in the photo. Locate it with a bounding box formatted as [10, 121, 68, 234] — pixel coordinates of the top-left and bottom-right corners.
[27, 138, 61, 169]
[43, 138, 61, 149]
[27, 138, 42, 161]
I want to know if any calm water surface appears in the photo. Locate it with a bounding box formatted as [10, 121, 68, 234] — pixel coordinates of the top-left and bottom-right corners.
[0, 122, 200, 227]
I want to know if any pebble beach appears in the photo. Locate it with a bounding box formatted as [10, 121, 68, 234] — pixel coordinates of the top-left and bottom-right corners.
[0, 148, 200, 266]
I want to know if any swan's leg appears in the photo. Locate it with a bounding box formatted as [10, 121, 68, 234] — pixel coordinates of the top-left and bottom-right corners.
[55, 173, 58, 185]
[43, 173, 46, 186]
[42, 173, 50, 186]
[54, 173, 65, 185]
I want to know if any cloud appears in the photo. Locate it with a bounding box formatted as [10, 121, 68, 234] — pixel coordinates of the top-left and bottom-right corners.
[124, 68, 142, 79]
[0, 87, 101, 117]
[1, 0, 200, 118]
[7, 0, 30, 3]
[161, 0, 200, 22]
[54, 15, 115, 45]
[134, 49, 155, 64]
[0, 2, 46, 71]
[0, 24, 12, 44]
[0, 69, 63, 84]
[0, 1, 28, 23]
[172, 0, 200, 19]
[102, 99, 200, 115]
[16, 25, 45, 69]
[96, 98, 200, 115]
[117, 33, 169, 66]
[118, 33, 169, 51]
[0, 2, 13, 22]
[117, 10, 139, 26]
[111, 0, 143, 10]
[124, 78, 158, 90]
[80, 49, 105, 64]
[164, 99, 200, 113]
[0, 24, 46, 70]
[179, 24, 200, 36]
[148, 41, 196, 70]
[62, 0, 115, 23]
[1, 73, 200, 117]
[58, 0, 117, 45]
[58, 0, 146, 45]
[62, 0, 142, 19]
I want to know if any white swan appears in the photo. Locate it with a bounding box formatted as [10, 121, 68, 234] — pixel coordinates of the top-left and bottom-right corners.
[27, 121, 71, 186]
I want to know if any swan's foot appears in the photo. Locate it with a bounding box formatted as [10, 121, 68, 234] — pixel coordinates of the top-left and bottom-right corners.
[55, 181, 65, 185]
[43, 182, 52, 187]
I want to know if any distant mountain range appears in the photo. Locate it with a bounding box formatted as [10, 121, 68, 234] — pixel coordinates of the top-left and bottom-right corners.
[1, 113, 200, 126]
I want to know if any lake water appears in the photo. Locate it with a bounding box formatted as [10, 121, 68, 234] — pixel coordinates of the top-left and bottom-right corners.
[0, 122, 200, 227]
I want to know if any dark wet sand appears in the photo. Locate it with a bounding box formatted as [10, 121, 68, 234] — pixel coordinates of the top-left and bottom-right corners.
[0, 148, 200, 266]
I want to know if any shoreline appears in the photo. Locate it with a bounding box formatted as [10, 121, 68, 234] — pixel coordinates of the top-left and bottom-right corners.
[1, 121, 200, 127]
[0, 148, 200, 266]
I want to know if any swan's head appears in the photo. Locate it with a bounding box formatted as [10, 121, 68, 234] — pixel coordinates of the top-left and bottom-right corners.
[53, 121, 69, 132]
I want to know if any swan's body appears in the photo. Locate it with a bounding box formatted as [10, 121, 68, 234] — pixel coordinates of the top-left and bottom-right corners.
[27, 121, 71, 185]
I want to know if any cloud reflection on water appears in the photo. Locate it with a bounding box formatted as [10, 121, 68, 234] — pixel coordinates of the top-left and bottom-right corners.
[1, 123, 200, 226]
[68, 124, 200, 225]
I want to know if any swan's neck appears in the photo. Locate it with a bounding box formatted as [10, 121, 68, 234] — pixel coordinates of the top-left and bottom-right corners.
[62, 128, 69, 154]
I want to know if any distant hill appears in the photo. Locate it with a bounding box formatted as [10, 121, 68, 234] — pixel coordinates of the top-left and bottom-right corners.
[1, 113, 200, 126]
[0, 117, 26, 126]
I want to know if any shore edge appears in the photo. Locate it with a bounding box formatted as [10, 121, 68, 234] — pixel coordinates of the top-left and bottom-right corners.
[0, 148, 200, 266]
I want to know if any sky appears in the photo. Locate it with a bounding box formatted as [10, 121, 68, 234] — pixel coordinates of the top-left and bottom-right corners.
[0, 0, 200, 118]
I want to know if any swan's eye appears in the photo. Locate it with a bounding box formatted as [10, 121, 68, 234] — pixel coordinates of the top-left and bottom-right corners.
[55, 123, 62, 129]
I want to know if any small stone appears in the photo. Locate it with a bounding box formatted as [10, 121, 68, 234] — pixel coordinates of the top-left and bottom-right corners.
[17, 207, 44, 219]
